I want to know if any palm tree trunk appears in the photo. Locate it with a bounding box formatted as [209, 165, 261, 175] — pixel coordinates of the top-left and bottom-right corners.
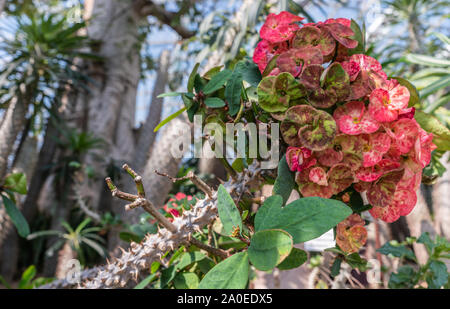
[79, 0, 141, 213]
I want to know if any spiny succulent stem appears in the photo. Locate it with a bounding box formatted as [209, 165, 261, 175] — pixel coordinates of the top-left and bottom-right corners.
[154, 169, 214, 199]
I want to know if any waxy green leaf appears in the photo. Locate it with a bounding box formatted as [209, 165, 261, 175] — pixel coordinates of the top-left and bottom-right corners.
[198, 252, 249, 289]
[248, 229, 293, 271]
[277, 248, 308, 270]
[3, 173, 27, 194]
[257, 72, 305, 113]
[188, 63, 200, 93]
[153, 107, 187, 132]
[1, 194, 30, 237]
[203, 69, 232, 94]
[217, 184, 242, 236]
[255, 195, 352, 243]
[272, 155, 295, 205]
[204, 97, 226, 108]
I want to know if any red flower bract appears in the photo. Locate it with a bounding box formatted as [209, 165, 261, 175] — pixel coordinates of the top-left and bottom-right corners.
[334, 101, 380, 135]
[260, 12, 304, 43]
[336, 214, 368, 253]
[253, 12, 437, 226]
[286, 146, 316, 172]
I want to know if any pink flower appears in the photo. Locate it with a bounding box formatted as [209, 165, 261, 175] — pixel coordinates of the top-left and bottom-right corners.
[369, 188, 417, 223]
[368, 168, 420, 223]
[336, 213, 367, 253]
[309, 167, 328, 186]
[408, 127, 436, 170]
[340, 60, 360, 81]
[324, 18, 352, 27]
[359, 133, 391, 167]
[398, 107, 415, 119]
[384, 118, 419, 154]
[333, 101, 380, 135]
[315, 148, 344, 167]
[175, 192, 187, 200]
[163, 204, 181, 220]
[298, 164, 354, 198]
[286, 146, 316, 172]
[260, 12, 303, 43]
[276, 48, 322, 77]
[368, 79, 410, 122]
[355, 158, 401, 182]
[252, 40, 288, 73]
[344, 54, 388, 100]
[348, 54, 387, 81]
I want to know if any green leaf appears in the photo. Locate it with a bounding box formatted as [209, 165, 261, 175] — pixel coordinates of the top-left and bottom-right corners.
[176, 252, 207, 271]
[217, 184, 242, 236]
[255, 195, 352, 244]
[248, 229, 293, 271]
[277, 248, 308, 270]
[432, 32, 450, 45]
[203, 65, 224, 79]
[427, 260, 448, 289]
[134, 273, 157, 289]
[345, 253, 369, 271]
[225, 67, 243, 116]
[157, 92, 183, 98]
[420, 74, 450, 98]
[188, 63, 200, 93]
[424, 94, 450, 113]
[405, 54, 450, 67]
[389, 266, 416, 288]
[262, 55, 279, 77]
[0, 275, 11, 289]
[1, 195, 29, 237]
[18, 265, 36, 289]
[158, 265, 177, 288]
[198, 252, 249, 289]
[390, 76, 420, 107]
[272, 155, 295, 205]
[204, 97, 226, 108]
[236, 59, 262, 88]
[415, 110, 450, 151]
[3, 173, 27, 194]
[417, 232, 435, 254]
[348, 19, 364, 55]
[202, 69, 232, 95]
[377, 242, 416, 260]
[153, 107, 187, 133]
[330, 258, 342, 277]
[173, 272, 200, 289]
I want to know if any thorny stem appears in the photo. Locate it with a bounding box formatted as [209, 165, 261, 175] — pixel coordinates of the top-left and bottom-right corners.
[106, 165, 230, 259]
[154, 170, 214, 199]
[123, 164, 145, 198]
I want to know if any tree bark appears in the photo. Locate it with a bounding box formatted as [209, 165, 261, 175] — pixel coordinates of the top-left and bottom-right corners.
[0, 135, 38, 281]
[79, 0, 141, 213]
[134, 49, 170, 169]
[0, 0, 6, 15]
[0, 98, 26, 180]
[0, 97, 27, 250]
